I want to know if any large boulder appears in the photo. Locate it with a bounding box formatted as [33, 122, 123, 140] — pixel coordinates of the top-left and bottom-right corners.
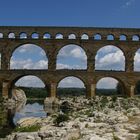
[12, 88, 27, 102]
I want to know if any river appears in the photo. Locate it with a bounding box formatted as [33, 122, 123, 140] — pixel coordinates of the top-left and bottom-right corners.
[0, 100, 46, 138]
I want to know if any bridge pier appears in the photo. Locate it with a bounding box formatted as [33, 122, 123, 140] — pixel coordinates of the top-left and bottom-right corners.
[2, 82, 9, 98]
[125, 84, 135, 97]
[86, 83, 96, 98]
[49, 83, 57, 97]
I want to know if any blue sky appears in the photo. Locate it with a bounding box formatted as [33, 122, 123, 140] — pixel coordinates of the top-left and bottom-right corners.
[2, 0, 140, 90]
[0, 0, 140, 28]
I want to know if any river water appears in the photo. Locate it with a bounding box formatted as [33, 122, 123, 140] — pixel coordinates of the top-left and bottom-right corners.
[0, 100, 47, 138]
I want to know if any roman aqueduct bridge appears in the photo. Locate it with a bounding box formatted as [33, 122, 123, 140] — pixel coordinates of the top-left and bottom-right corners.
[0, 26, 140, 98]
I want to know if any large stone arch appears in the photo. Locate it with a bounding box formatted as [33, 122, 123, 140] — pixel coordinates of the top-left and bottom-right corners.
[9, 75, 47, 98]
[96, 76, 126, 96]
[10, 43, 48, 69]
[95, 45, 126, 71]
[56, 44, 87, 69]
[10, 42, 48, 58]
[56, 76, 87, 97]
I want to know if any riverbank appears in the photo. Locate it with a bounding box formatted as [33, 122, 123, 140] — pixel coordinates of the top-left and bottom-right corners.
[3, 96, 140, 140]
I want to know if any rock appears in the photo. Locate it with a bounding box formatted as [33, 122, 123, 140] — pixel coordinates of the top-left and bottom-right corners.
[12, 88, 27, 102]
[63, 128, 81, 140]
[26, 135, 35, 140]
[17, 117, 41, 127]
[90, 134, 108, 140]
[38, 131, 53, 138]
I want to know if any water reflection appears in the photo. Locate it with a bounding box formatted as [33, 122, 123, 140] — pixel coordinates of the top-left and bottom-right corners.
[13, 102, 46, 124]
[0, 99, 59, 138]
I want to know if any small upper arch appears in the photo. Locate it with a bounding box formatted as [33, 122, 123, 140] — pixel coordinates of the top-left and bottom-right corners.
[68, 33, 76, 39]
[55, 33, 63, 39]
[19, 32, 28, 39]
[81, 33, 89, 40]
[43, 33, 51, 39]
[94, 33, 102, 40]
[119, 34, 127, 41]
[107, 34, 114, 40]
[31, 32, 39, 39]
[132, 35, 140, 41]
[8, 32, 15, 39]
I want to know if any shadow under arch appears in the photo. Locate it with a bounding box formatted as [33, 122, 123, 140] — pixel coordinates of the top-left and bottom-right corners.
[8, 75, 47, 98]
[96, 76, 126, 96]
[56, 76, 87, 97]
[134, 80, 140, 95]
[56, 44, 87, 70]
[95, 45, 125, 71]
[10, 43, 48, 69]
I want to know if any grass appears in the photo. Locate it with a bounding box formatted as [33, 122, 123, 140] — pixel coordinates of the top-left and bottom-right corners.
[14, 125, 41, 132]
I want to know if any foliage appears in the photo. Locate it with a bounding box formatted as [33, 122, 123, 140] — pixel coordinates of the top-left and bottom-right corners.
[137, 134, 140, 140]
[19, 87, 48, 98]
[96, 89, 118, 96]
[14, 125, 41, 132]
[112, 133, 120, 140]
[57, 88, 85, 97]
[53, 113, 69, 126]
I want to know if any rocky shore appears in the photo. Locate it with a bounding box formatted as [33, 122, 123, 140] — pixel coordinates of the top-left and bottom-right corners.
[2, 96, 140, 140]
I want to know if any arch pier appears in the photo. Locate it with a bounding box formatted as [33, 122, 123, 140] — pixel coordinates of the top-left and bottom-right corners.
[0, 26, 140, 98]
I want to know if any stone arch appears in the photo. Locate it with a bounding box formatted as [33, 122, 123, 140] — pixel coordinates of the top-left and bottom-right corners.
[119, 34, 127, 41]
[68, 34, 76, 39]
[95, 45, 125, 71]
[56, 44, 87, 69]
[8, 33, 15, 39]
[43, 33, 51, 39]
[10, 43, 48, 69]
[96, 76, 125, 96]
[57, 76, 87, 97]
[55, 33, 63, 39]
[9, 75, 47, 97]
[94, 33, 102, 40]
[81, 33, 89, 40]
[19, 32, 27, 39]
[132, 35, 140, 41]
[31, 32, 39, 39]
[107, 34, 114, 40]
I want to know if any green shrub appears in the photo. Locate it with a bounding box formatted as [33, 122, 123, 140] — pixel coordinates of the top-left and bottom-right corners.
[137, 134, 140, 140]
[14, 125, 41, 132]
[53, 113, 69, 126]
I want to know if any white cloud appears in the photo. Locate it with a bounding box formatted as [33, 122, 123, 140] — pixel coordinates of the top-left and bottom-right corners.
[11, 59, 48, 69]
[97, 78, 118, 89]
[15, 76, 45, 87]
[122, 0, 135, 8]
[58, 77, 85, 88]
[95, 48, 125, 70]
[134, 52, 140, 71]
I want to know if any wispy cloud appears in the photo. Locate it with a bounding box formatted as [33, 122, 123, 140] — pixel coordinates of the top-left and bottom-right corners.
[121, 0, 135, 8]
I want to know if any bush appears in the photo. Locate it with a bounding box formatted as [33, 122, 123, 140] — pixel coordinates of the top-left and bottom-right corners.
[137, 134, 140, 140]
[53, 113, 69, 126]
[14, 125, 41, 132]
